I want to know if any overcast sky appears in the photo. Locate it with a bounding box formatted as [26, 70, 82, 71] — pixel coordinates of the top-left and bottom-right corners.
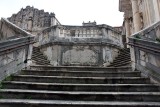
[0, 0, 124, 26]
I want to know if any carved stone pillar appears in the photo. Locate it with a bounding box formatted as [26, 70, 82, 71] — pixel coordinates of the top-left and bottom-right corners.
[28, 17, 33, 32]
[125, 17, 131, 47]
[131, 0, 141, 32]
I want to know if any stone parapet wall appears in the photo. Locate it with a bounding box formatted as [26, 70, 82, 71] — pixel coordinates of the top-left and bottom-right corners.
[40, 42, 119, 67]
[129, 20, 160, 83]
[35, 24, 124, 48]
[35, 24, 123, 67]
[0, 18, 35, 81]
[0, 36, 34, 81]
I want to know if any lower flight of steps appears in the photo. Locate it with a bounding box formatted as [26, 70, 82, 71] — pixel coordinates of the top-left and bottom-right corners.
[32, 47, 51, 65]
[0, 65, 160, 107]
[108, 48, 131, 67]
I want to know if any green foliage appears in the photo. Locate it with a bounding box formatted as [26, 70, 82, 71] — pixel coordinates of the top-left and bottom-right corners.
[0, 82, 3, 89]
[4, 75, 12, 81]
[26, 96, 32, 99]
[135, 35, 141, 39]
[0, 95, 3, 99]
[156, 38, 160, 42]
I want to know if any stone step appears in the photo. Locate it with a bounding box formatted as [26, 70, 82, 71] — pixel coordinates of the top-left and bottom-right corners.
[21, 70, 141, 77]
[32, 55, 47, 60]
[32, 55, 48, 60]
[32, 53, 44, 57]
[114, 57, 130, 61]
[120, 51, 130, 54]
[34, 62, 51, 66]
[120, 48, 130, 52]
[33, 48, 40, 51]
[111, 60, 131, 65]
[109, 62, 131, 67]
[32, 50, 41, 53]
[1, 100, 160, 107]
[1, 89, 160, 101]
[117, 54, 130, 58]
[32, 49, 42, 53]
[32, 60, 50, 65]
[2, 81, 160, 92]
[32, 58, 50, 63]
[11, 75, 150, 84]
[114, 57, 131, 62]
[111, 61, 131, 66]
[32, 55, 46, 59]
[29, 65, 132, 71]
[33, 47, 40, 50]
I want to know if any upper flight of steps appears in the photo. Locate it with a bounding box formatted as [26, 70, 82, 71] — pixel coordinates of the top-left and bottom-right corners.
[32, 47, 51, 65]
[0, 65, 160, 107]
[108, 48, 131, 67]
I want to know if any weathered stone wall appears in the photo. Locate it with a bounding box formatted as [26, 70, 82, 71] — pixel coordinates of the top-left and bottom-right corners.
[129, 20, 160, 82]
[8, 6, 61, 35]
[40, 42, 119, 66]
[35, 24, 123, 66]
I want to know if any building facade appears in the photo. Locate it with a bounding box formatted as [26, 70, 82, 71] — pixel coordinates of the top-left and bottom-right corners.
[8, 6, 61, 35]
[119, 0, 160, 42]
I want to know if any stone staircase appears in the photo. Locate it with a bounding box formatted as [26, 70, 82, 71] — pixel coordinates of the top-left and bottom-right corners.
[108, 48, 131, 67]
[0, 65, 160, 106]
[32, 47, 51, 65]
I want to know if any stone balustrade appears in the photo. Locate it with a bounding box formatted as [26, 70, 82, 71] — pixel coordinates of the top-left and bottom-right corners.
[0, 18, 35, 81]
[0, 36, 34, 81]
[129, 20, 160, 82]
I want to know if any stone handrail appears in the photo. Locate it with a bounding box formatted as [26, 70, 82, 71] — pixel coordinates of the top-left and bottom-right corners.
[0, 18, 35, 41]
[0, 36, 34, 81]
[0, 18, 35, 81]
[130, 20, 160, 41]
[128, 21, 160, 83]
